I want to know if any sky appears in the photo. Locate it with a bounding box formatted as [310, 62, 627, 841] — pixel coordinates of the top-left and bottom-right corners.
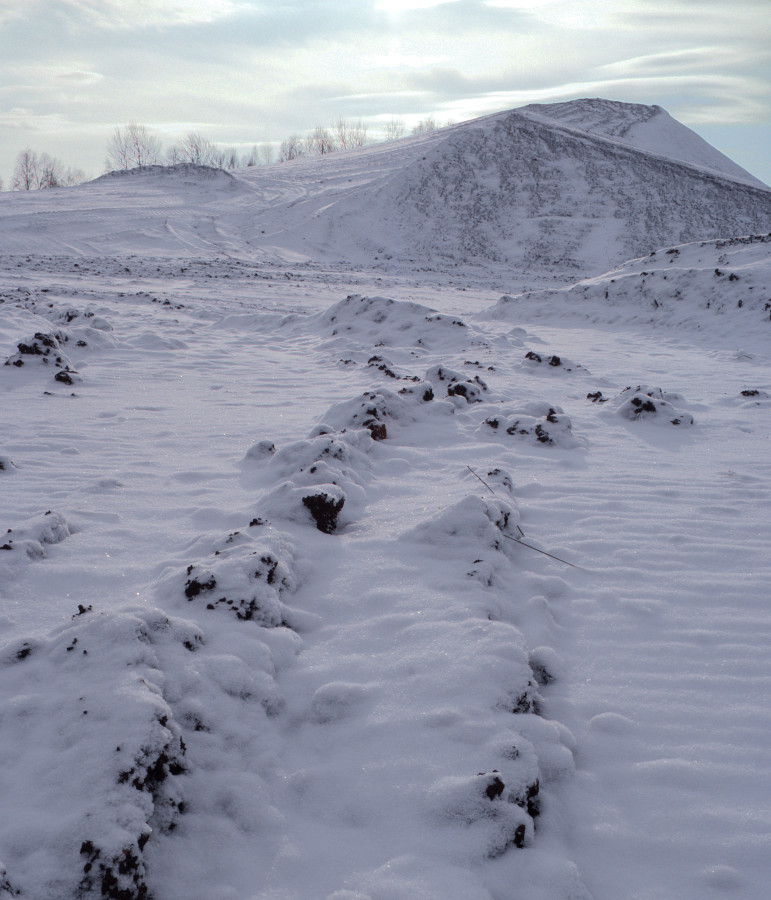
[0, 0, 770, 187]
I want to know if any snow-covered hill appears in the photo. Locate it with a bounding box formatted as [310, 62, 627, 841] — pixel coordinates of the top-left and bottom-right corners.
[0, 99, 769, 280]
[1, 100, 770, 900]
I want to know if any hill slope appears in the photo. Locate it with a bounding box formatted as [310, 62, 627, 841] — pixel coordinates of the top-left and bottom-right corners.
[0, 100, 768, 280]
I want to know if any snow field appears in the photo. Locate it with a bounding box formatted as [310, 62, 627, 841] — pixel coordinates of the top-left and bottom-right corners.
[2, 278, 588, 898]
[1, 97, 771, 900]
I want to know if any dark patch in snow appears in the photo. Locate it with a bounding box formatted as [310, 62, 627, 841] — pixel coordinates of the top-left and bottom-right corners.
[302, 491, 345, 534]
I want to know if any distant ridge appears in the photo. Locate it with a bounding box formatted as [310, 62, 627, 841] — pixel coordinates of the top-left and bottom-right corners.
[0, 99, 769, 279]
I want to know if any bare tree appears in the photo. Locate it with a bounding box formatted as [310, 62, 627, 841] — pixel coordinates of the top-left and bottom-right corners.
[308, 125, 337, 155]
[11, 149, 39, 190]
[179, 132, 217, 166]
[258, 143, 275, 166]
[411, 116, 438, 136]
[37, 153, 64, 188]
[278, 134, 305, 162]
[349, 119, 368, 148]
[105, 122, 162, 171]
[334, 117, 368, 151]
[335, 117, 351, 150]
[165, 144, 182, 165]
[61, 166, 86, 186]
[384, 117, 406, 141]
[223, 146, 240, 169]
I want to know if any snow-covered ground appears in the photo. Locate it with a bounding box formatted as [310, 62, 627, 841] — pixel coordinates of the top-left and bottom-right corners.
[1, 100, 770, 900]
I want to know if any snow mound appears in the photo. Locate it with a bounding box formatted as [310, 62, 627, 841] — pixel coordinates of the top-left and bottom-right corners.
[181, 524, 298, 628]
[403, 494, 523, 552]
[322, 384, 436, 438]
[482, 403, 580, 448]
[0, 455, 18, 474]
[0, 606, 191, 899]
[256, 432, 371, 533]
[317, 295, 468, 350]
[3, 330, 81, 384]
[425, 364, 490, 403]
[489, 233, 771, 332]
[425, 770, 533, 857]
[93, 163, 239, 188]
[612, 385, 695, 426]
[344, 103, 771, 275]
[0, 511, 71, 581]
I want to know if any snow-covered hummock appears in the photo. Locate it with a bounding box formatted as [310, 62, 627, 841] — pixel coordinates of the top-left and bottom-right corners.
[1, 99, 771, 900]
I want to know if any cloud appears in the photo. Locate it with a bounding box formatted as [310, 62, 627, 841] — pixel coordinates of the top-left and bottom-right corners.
[57, 0, 243, 30]
[0, 0, 768, 185]
[57, 69, 104, 85]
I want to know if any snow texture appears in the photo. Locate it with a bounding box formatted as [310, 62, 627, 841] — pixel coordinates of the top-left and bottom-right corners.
[1, 98, 770, 900]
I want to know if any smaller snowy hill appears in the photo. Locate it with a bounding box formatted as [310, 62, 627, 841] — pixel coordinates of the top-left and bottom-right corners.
[487, 232, 771, 334]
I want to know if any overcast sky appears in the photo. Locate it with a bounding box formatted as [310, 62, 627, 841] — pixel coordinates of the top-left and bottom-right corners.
[1, 0, 770, 186]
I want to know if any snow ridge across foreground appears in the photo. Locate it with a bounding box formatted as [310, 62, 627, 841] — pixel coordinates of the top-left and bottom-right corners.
[1, 99, 771, 900]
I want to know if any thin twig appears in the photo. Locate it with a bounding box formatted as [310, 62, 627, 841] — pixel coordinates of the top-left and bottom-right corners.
[467, 464, 584, 569]
[500, 533, 586, 570]
[466, 465, 496, 494]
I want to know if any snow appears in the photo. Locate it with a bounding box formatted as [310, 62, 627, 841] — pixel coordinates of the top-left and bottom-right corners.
[1, 99, 771, 900]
